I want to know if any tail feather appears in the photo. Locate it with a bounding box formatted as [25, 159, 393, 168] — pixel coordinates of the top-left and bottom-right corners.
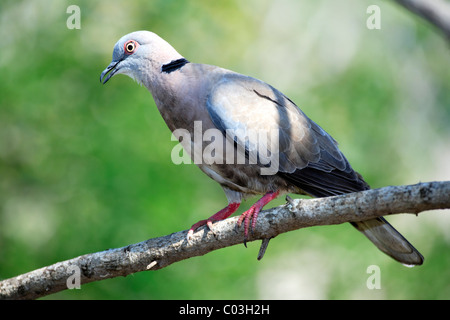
[279, 166, 424, 266]
[351, 217, 424, 266]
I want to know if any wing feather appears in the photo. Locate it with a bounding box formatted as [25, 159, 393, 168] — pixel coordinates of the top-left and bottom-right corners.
[205, 72, 364, 196]
[204, 70, 423, 265]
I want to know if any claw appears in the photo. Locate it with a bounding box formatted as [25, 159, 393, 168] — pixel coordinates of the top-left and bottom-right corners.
[235, 191, 280, 244]
[187, 202, 240, 240]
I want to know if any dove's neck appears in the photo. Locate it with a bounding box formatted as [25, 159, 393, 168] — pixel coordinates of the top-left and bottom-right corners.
[142, 40, 185, 93]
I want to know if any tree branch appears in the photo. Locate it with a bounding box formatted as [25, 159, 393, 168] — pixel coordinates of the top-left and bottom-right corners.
[393, 0, 450, 40]
[1, 181, 449, 300]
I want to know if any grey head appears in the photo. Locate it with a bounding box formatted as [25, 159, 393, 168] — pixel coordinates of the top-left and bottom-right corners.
[100, 31, 184, 86]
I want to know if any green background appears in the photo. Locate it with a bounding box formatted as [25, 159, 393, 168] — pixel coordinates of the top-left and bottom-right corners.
[1, 0, 449, 299]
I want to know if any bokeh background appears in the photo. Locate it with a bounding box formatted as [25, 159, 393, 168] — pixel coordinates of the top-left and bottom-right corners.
[1, 0, 449, 299]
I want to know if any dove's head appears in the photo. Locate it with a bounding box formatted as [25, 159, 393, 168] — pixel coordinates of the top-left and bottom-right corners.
[100, 31, 184, 86]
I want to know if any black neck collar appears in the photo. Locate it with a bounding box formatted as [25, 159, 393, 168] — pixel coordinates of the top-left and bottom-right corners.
[161, 58, 189, 74]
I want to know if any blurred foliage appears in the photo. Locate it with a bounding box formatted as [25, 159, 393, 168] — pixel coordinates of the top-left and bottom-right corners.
[0, 0, 449, 299]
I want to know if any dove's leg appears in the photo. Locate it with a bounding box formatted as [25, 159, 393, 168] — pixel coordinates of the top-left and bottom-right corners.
[237, 191, 280, 243]
[187, 202, 241, 239]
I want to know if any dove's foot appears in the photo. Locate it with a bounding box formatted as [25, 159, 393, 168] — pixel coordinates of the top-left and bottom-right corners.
[236, 191, 280, 246]
[187, 202, 240, 240]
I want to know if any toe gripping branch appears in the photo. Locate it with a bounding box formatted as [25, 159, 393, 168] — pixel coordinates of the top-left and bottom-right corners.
[236, 190, 280, 247]
[187, 202, 241, 240]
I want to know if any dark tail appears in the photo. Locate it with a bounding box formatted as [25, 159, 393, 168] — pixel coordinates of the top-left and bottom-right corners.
[351, 218, 423, 266]
[279, 167, 424, 266]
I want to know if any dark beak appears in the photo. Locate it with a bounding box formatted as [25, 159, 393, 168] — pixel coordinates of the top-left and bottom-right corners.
[100, 60, 121, 84]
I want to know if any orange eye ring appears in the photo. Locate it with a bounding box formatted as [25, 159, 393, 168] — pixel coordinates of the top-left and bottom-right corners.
[124, 40, 139, 54]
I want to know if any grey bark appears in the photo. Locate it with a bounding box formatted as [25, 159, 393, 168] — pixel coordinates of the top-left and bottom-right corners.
[0, 181, 449, 300]
[393, 0, 450, 40]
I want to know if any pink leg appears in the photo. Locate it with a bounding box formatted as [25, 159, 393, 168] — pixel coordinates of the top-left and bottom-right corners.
[187, 202, 241, 239]
[237, 191, 280, 243]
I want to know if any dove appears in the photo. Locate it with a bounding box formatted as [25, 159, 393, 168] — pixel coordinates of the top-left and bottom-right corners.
[100, 31, 423, 265]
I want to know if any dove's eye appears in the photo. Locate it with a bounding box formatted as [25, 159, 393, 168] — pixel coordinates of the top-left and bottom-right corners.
[124, 40, 139, 54]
